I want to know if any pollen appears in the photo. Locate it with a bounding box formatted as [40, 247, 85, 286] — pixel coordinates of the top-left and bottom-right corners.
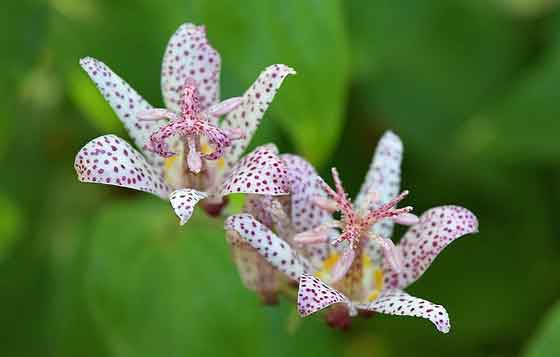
[323, 253, 340, 271]
[164, 155, 177, 169]
[200, 143, 212, 155]
[367, 269, 384, 302]
[314, 253, 340, 279]
[367, 289, 380, 302]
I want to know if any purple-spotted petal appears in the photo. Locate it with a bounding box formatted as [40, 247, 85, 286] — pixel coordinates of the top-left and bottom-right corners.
[79, 57, 164, 167]
[281, 154, 331, 233]
[355, 131, 403, 240]
[219, 145, 289, 196]
[169, 189, 207, 225]
[297, 274, 351, 317]
[356, 289, 450, 333]
[161, 23, 221, 113]
[225, 229, 279, 302]
[221, 64, 295, 167]
[224, 214, 311, 281]
[384, 206, 479, 289]
[74, 135, 170, 198]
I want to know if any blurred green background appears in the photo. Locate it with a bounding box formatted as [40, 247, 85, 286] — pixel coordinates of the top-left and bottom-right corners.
[2, 0, 560, 356]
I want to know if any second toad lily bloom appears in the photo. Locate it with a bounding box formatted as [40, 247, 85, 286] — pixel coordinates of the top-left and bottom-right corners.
[74, 23, 294, 224]
[225, 131, 478, 333]
[225, 154, 334, 304]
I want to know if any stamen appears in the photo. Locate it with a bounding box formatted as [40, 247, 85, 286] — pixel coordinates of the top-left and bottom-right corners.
[373, 234, 403, 273]
[186, 137, 202, 173]
[312, 196, 338, 212]
[394, 212, 420, 226]
[137, 109, 177, 121]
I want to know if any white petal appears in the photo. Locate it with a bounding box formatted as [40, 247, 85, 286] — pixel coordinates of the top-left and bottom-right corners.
[169, 189, 207, 225]
[224, 214, 312, 281]
[219, 144, 289, 196]
[221, 64, 295, 167]
[79, 57, 165, 167]
[384, 206, 479, 289]
[225, 229, 279, 301]
[354, 131, 403, 239]
[74, 135, 170, 198]
[356, 289, 451, 333]
[161, 23, 221, 113]
[297, 274, 351, 317]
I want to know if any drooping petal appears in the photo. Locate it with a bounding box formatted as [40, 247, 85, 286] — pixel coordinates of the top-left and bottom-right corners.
[221, 64, 296, 168]
[384, 206, 479, 289]
[225, 229, 279, 304]
[224, 214, 312, 281]
[219, 144, 289, 196]
[74, 135, 170, 198]
[79, 57, 165, 167]
[161, 23, 221, 113]
[355, 289, 451, 333]
[297, 274, 351, 317]
[354, 131, 403, 240]
[169, 188, 207, 225]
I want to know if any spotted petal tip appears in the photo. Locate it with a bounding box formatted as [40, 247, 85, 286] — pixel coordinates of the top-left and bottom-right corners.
[385, 205, 479, 289]
[297, 274, 350, 317]
[225, 214, 310, 281]
[169, 189, 208, 225]
[221, 64, 296, 165]
[356, 289, 451, 333]
[219, 145, 289, 197]
[74, 135, 170, 199]
[161, 22, 221, 113]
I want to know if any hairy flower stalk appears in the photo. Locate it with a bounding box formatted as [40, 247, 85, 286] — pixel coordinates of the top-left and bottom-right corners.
[225, 131, 479, 333]
[74, 23, 294, 225]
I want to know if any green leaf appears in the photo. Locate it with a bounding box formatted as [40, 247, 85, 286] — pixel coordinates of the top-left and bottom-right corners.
[0, 193, 22, 260]
[524, 302, 560, 357]
[186, 0, 349, 165]
[85, 199, 344, 357]
[457, 12, 560, 165]
[346, 0, 529, 154]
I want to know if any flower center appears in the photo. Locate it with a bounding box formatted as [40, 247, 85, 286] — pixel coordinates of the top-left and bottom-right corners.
[139, 78, 244, 174]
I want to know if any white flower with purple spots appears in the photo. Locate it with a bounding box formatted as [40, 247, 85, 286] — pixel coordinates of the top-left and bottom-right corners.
[224, 131, 478, 333]
[74, 23, 295, 225]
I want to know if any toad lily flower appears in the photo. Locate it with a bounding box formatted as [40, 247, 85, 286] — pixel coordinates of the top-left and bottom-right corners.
[225, 153, 335, 304]
[74, 23, 294, 224]
[225, 131, 478, 333]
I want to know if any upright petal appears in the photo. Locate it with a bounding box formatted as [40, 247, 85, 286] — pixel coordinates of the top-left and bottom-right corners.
[356, 289, 451, 333]
[297, 274, 352, 317]
[384, 206, 479, 289]
[74, 135, 170, 198]
[221, 64, 295, 167]
[224, 214, 312, 281]
[161, 23, 221, 113]
[169, 189, 207, 225]
[79, 57, 164, 167]
[219, 145, 289, 196]
[355, 131, 403, 238]
[226, 229, 279, 304]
